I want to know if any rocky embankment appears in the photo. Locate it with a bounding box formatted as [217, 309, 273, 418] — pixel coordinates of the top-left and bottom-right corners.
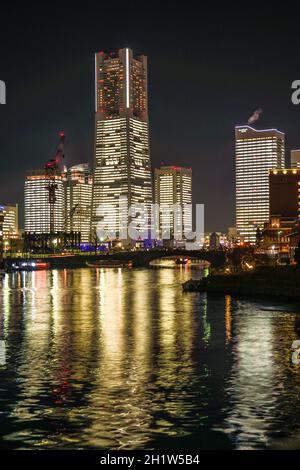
[183, 266, 300, 300]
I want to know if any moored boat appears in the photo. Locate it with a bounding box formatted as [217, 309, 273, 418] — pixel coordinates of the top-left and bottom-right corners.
[7, 260, 50, 272]
[86, 260, 132, 268]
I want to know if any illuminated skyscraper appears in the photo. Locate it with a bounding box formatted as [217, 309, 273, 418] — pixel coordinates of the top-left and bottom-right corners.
[0, 204, 19, 239]
[91, 48, 152, 244]
[235, 126, 285, 243]
[154, 166, 192, 243]
[24, 170, 64, 233]
[63, 164, 93, 243]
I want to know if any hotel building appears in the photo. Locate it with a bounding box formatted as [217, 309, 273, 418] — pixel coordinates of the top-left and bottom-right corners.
[24, 170, 64, 233]
[62, 164, 93, 243]
[235, 126, 285, 243]
[91, 48, 153, 244]
[154, 166, 192, 243]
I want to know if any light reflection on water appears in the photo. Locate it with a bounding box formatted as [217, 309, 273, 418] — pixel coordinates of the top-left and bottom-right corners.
[0, 267, 300, 450]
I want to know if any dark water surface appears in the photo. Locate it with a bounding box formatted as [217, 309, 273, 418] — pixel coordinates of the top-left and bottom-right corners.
[0, 267, 300, 450]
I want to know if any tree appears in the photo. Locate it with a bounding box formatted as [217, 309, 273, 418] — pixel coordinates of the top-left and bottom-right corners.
[256, 226, 263, 247]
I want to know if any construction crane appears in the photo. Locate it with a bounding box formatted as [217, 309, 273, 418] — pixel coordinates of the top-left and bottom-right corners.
[45, 132, 65, 233]
[65, 203, 80, 231]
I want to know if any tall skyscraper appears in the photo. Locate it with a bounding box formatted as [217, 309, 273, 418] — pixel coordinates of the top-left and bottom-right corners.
[24, 170, 64, 233]
[235, 126, 285, 243]
[154, 166, 192, 243]
[91, 48, 152, 245]
[62, 164, 93, 243]
[291, 149, 300, 168]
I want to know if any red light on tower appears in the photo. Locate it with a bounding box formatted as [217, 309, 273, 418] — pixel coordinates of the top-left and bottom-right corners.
[59, 131, 65, 138]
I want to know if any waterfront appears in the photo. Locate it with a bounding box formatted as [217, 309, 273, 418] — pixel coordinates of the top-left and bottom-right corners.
[0, 267, 300, 450]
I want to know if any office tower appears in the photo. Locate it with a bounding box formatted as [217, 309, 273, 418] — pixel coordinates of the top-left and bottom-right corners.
[91, 48, 152, 244]
[269, 168, 300, 219]
[0, 204, 19, 239]
[62, 164, 93, 243]
[291, 150, 300, 168]
[154, 166, 192, 242]
[24, 170, 64, 233]
[235, 126, 285, 243]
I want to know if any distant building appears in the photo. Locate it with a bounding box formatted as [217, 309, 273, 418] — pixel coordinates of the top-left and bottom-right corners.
[62, 164, 93, 243]
[154, 166, 192, 244]
[209, 232, 220, 250]
[0, 204, 22, 254]
[269, 168, 300, 219]
[235, 126, 285, 244]
[291, 150, 300, 168]
[91, 48, 153, 244]
[0, 204, 19, 239]
[262, 216, 294, 255]
[24, 170, 64, 233]
[227, 227, 238, 246]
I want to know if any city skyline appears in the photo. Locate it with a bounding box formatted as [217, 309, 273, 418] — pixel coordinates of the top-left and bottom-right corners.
[1, 59, 299, 237]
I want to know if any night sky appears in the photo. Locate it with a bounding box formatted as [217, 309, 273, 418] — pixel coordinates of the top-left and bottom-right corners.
[0, 3, 300, 232]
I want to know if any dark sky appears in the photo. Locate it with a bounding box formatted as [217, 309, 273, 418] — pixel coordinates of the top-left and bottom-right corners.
[0, 2, 300, 231]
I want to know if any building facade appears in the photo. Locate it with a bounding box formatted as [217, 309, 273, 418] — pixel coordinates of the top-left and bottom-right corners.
[91, 48, 153, 245]
[62, 164, 93, 243]
[0, 204, 19, 239]
[154, 166, 192, 243]
[269, 168, 300, 219]
[291, 149, 300, 168]
[261, 216, 294, 255]
[24, 170, 64, 233]
[235, 126, 285, 243]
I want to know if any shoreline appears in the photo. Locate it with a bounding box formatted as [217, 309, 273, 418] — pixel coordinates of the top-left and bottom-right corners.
[183, 266, 300, 302]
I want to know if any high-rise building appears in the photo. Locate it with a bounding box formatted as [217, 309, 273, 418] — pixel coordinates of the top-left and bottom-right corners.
[291, 150, 300, 168]
[154, 166, 192, 242]
[235, 126, 285, 243]
[62, 164, 93, 243]
[91, 48, 152, 244]
[24, 170, 64, 233]
[0, 204, 19, 239]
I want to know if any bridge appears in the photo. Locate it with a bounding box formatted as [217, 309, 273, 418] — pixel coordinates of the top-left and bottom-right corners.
[5, 249, 226, 270]
[105, 249, 226, 268]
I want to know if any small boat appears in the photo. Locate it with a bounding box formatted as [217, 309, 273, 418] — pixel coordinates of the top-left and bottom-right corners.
[86, 260, 132, 269]
[7, 260, 50, 272]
